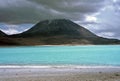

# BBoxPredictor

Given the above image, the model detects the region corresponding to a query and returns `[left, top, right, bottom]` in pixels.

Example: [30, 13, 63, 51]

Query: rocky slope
[1, 19, 120, 45]
[0, 30, 20, 45]
[0, 30, 6, 37]
[15, 19, 97, 38]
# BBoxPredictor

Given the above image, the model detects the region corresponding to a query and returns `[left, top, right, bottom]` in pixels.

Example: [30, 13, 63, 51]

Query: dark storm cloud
[0, 0, 105, 23]
[30, 0, 104, 13]
[0, 0, 120, 39]
[0, 0, 54, 23]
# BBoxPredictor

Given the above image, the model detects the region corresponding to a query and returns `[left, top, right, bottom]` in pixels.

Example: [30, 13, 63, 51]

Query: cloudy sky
[0, 0, 120, 39]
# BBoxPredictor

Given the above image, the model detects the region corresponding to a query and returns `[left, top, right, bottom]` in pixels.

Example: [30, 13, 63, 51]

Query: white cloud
[98, 32, 115, 38]
[0, 23, 33, 35]
[1, 29, 20, 35]
[2, 24, 21, 35]
[85, 15, 97, 22]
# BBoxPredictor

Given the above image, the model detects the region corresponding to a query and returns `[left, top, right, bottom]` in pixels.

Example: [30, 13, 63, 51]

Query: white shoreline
[0, 65, 120, 69]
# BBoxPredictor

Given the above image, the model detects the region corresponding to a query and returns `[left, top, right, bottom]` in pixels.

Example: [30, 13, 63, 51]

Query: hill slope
[16, 19, 97, 38]
[0, 30, 6, 37]
[10, 19, 120, 45]
[0, 30, 20, 45]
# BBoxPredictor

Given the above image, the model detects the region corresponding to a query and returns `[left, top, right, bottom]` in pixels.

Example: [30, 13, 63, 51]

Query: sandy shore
[0, 66, 120, 81]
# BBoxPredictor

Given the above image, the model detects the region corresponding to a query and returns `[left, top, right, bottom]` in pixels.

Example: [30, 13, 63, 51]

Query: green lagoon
[0, 45, 120, 66]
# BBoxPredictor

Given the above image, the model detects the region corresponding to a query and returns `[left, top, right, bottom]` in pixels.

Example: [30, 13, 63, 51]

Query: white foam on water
[0, 65, 120, 69]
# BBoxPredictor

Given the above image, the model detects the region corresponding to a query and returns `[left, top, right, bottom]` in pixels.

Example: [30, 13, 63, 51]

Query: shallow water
[0, 45, 120, 66]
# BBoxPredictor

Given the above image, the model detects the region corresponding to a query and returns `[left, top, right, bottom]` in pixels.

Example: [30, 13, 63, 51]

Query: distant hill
[1, 19, 120, 45]
[0, 30, 20, 46]
[0, 30, 6, 37]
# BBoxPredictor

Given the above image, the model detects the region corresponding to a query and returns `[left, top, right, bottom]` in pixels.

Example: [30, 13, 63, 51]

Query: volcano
[1, 19, 120, 45]
[16, 19, 97, 38]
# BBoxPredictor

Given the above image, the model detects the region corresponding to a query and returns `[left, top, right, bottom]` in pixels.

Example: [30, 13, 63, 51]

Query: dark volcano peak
[17, 19, 97, 38]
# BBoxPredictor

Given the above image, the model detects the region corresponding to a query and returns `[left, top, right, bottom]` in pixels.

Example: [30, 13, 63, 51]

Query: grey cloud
[30, 0, 105, 13]
[0, 0, 106, 24]
[0, 0, 53, 23]
[80, 0, 120, 39]
[1, 0, 120, 39]
[114, 0, 120, 13]
[84, 22, 120, 39]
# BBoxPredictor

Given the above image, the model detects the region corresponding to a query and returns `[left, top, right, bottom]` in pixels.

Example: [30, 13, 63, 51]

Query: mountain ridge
[0, 30, 7, 37]
[13, 19, 98, 38]
[0, 19, 120, 45]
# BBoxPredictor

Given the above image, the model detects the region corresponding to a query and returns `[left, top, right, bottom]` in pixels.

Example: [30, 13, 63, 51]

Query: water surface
[0, 45, 120, 66]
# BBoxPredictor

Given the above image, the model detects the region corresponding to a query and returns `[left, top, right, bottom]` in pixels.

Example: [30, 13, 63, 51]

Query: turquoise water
[0, 45, 120, 66]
